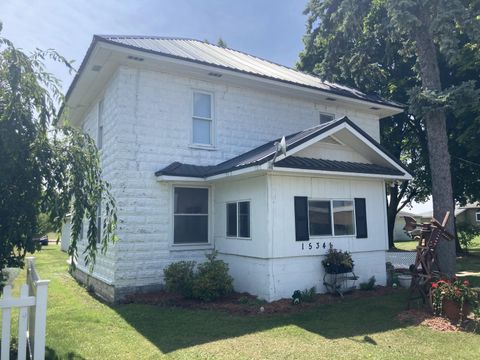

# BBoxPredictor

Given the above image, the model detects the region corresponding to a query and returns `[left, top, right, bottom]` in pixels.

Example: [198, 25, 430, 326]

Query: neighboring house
[455, 203, 480, 228]
[393, 211, 422, 242]
[417, 203, 480, 228]
[61, 35, 411, 302]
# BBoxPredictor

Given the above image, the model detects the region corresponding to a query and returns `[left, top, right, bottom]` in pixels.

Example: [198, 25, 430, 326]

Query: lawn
[2, 245, 479, 359]
[394, 236, 480, 287]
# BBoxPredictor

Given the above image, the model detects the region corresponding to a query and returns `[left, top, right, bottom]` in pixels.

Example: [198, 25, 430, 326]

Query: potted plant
[321, 244, 354, 274]
[430, 278, 479, 323]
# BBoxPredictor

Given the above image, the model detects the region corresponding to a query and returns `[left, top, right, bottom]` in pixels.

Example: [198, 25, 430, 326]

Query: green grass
[2, 245, 479, 359]
[394, 240, 417, 251]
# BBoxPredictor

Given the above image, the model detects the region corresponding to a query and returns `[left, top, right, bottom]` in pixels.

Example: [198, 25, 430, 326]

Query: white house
[62, 35, 412, 302]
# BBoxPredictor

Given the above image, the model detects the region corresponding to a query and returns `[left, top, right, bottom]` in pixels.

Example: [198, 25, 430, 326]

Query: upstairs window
[226, 201, 251, 238]
[192, 92, 213, 145]
[97, 99, 104, 149]
[174, 187, 209, 244]
[319, 112, 335, 125]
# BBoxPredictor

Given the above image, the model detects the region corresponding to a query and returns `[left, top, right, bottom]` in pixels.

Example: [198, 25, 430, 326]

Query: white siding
[75, 64, 386, 295]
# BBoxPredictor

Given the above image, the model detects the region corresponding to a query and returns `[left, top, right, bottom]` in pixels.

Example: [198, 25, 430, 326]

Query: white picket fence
[0, 257, 49, 360]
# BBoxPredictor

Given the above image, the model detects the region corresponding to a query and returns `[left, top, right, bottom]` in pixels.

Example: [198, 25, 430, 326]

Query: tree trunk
[415, 27, 456, 276]
[386, 184, 400, 249]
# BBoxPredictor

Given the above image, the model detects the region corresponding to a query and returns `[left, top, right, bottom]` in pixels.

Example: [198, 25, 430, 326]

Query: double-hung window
[192, 91, 213, 146]
[174, 187, 209, 244]
[226, 201, 251, 238]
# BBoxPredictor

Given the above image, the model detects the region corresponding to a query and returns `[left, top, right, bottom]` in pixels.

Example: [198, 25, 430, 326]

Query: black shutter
[294, 196, 309, 241]
[355, 198, 368, 238]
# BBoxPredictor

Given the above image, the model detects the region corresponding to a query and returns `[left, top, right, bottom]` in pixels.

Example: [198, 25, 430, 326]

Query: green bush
[163, 261, 196, 298]
[163, 251, 233, 302]
[457, 223, 480, 253]
[192, 251, 233, 302]
[359, 276, 376, 291]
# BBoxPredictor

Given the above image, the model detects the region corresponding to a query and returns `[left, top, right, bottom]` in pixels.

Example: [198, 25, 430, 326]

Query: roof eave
[63, 36, 404, 120]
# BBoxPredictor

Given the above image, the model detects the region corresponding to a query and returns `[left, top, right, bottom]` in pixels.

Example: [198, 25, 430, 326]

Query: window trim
[307, 198, 356, 238]
[191, 90, 215, 148]
[170, 185, 212, 248]
[319, 111, 335, 125]
[476, 210, 480, 222]
[226, 200, 252, 240]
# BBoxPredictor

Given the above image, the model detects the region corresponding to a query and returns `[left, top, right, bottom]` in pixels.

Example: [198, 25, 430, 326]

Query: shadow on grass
[46, 346, 86, 360]
[112, 291, 410, 354]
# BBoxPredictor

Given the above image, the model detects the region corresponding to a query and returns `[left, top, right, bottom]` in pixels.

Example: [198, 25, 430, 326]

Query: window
[332, 200, 355, 235]
[307, 199, 355, 237]
[226, 201, 251, 238]
[319, 112, 335, 124]
[308, 200, 332, 236]
[98, 99, 104, 149]
[476, 211, 480, 222]
[174, 187, 209, 244]
[192, 92, 213, 145]
[295, 197, 365, 241]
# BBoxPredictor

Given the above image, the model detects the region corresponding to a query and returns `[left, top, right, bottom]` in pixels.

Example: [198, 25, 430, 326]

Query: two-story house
[62, 35, 411, 302]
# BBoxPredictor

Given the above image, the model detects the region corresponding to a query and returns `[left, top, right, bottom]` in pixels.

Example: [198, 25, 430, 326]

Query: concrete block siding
[72, 65, 388, 302]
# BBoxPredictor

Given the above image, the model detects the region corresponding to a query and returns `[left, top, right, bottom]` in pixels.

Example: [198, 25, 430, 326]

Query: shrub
[192, 251, 233, 302]
[301, 287, 316, 302]
[163, 261, 196, 298]
[359, 276, 376, 291]
[292, 287, 316, 304]
[457, 223, 480, 253]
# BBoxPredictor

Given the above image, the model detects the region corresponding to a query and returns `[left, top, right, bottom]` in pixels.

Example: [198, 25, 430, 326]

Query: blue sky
[0, 0, 308, 92]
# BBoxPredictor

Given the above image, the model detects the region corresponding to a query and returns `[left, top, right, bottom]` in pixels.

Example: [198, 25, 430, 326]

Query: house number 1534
[301, 242, 326, 250]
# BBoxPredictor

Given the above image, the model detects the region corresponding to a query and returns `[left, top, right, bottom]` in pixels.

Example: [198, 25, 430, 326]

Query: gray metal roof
[96, 35, 403, 109]
[155, 116, 408, 179]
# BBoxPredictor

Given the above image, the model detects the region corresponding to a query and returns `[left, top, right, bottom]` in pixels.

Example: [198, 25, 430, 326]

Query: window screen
[174, 187, 209, 244]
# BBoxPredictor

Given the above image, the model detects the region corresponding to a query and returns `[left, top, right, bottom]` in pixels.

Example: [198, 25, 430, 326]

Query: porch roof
[155, 116, 410, 180]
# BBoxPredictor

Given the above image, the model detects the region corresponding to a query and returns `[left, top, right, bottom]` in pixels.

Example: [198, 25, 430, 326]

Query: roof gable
[155, 116, 412, 180]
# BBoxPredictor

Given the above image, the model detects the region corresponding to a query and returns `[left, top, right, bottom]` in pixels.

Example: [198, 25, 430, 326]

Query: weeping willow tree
[0, 24, 116, 289]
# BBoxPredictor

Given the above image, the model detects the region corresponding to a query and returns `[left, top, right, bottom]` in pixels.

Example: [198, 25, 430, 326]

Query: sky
[0, 0, 433, 214]
[0, 0, 308, 92]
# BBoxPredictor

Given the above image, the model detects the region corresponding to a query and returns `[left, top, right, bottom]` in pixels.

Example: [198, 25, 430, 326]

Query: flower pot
[397, 274, 412, 288]
[442, 299, 470, 323]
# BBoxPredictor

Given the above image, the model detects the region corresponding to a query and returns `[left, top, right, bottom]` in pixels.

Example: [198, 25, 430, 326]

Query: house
[393, 211, 422, 242]
[455, 203, 480, 228]
[418, 203, 480, 229]
[61, 35, 412, 302]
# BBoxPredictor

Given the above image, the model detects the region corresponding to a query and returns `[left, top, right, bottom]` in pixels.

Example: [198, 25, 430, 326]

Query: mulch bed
[124, 286, 397, 316]
[396, 309, 480, 333]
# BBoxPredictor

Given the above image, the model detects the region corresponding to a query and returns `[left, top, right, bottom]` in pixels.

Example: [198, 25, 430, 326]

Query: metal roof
[96, 35, 403, 109]
[155, 116, 408, 179]
[274, 157, 404, 176]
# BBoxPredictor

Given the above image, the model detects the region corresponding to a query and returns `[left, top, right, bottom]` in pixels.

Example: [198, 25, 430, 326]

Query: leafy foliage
[163, 261, 196, 298]
[359, 276, 376, 291]
[163, 251, 234, 302]
[192, 251, 234, 302]
[457, 223, 480, 253]
[321, 243, 354, 274]
[298, 0, 480, 255]
[0, 24, 116, 277]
